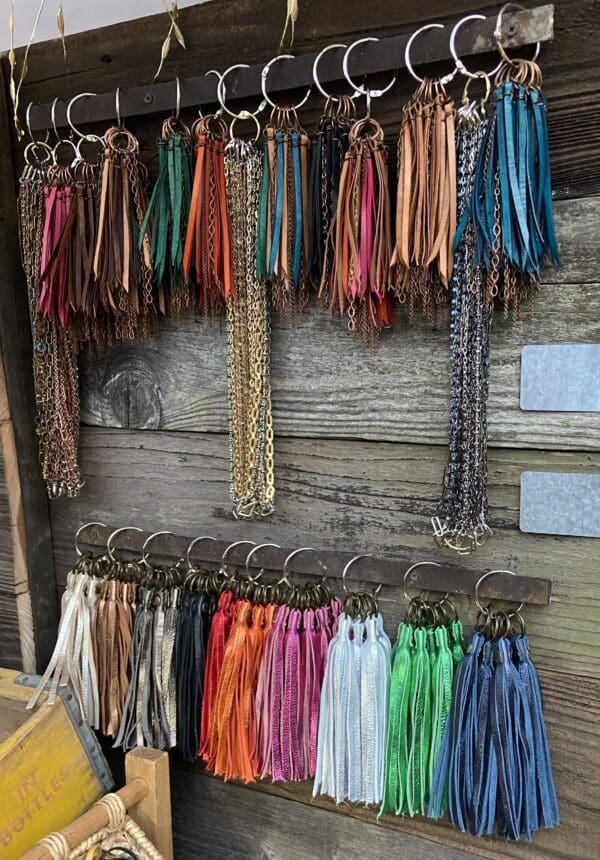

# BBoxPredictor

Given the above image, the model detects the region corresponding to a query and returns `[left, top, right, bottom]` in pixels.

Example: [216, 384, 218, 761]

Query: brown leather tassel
[321, 116, 393, 351]
[391, 78, 456, 323]
[93, 126, 156, 341]
[94, 577, 137, 739]
[183, 115, 234, 315]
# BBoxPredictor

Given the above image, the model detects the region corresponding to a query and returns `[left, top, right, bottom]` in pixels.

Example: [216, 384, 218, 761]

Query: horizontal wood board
[77, 198, 600, 450]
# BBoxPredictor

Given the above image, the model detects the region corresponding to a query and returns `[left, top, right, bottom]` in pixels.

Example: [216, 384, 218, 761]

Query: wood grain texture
[49, 427, 600, 680]
[77, 197, 600, 450]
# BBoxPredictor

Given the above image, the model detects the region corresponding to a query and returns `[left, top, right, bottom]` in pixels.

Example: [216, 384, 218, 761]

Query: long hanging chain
[18, 152, 83, 497]
[433, 103, 492, 553]
[225, 138, 275, 519]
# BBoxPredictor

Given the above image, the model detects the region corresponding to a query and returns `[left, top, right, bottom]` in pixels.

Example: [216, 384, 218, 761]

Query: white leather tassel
[314, 612, 390, 806]
[27, 569, 100, 729]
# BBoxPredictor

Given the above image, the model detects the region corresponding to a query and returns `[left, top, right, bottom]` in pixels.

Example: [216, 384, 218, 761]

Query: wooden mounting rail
[79, 524, 552, 606]
[21, 748, 173, 860]
[28, 5, 554, 132]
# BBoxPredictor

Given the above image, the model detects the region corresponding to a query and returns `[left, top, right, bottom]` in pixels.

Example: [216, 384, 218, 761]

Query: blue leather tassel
[514, 634, 560, 829]
[471, 639, 497, 836]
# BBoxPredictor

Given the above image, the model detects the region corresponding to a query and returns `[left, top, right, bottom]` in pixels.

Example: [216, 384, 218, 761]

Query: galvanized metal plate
[520, 471, 600, 538]
[521, 344, 600, 412]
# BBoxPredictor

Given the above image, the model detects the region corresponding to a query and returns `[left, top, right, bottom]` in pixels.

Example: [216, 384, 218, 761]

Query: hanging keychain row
[19, 4, 558, 530]
[31, 525, 558, 841]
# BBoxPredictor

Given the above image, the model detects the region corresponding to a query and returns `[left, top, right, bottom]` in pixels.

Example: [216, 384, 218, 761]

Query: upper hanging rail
[77, 524, 553, 605]
[27, 4, 554, 132]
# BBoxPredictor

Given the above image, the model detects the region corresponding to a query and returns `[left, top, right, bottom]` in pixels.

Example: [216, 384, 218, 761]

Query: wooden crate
[0, 668, 113, 860]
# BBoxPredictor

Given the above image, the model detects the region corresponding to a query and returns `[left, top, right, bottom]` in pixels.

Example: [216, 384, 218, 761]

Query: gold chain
[225, 140, 275, 518]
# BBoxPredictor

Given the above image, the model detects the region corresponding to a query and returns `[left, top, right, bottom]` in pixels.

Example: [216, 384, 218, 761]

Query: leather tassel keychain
[314, 559, 390, 805]
[307, 90, 354, 289]
[324, 114, 394, 350]
[257, 55, 312, 318]
[94, 555, 139, 739]
[93, 110, 156, 341]
[471, 10, 559, 314]
[17, 127, 82, 498]
[26, 528, 109, 726]
[115, 557, 181, 752]
[321, 38, 396, 349]
[183, 113, 234, 315]
[255, 551, 341, 782]
[141, 93, 195, 316]
[224, 121, 275, 519]
[391, 26, 457, 323]
[206, 578, 277, 782]
[176, 560, 218, 762]
[381, 567, 463, 819]
[429, 571, 558, 839]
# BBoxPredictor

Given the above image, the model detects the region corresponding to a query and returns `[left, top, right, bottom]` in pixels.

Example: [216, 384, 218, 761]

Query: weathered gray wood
[170, 764, 479, 860]
[49, 427, 600, 680]
[77, 197, 600, 450]
[227, 667, 600, 860]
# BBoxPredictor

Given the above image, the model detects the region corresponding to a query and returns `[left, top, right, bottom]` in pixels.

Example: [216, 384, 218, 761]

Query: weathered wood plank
[77, 197, 600, 450]
[0, 592, 22, 670]
[170, 763, 478, 860]
[49, 427, 600, 680]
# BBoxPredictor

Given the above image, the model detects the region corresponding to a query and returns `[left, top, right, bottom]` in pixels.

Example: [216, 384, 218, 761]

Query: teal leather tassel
[141, 128, 193, 314]
[429, 624, 454, 800]
[470, 58, 559, 315]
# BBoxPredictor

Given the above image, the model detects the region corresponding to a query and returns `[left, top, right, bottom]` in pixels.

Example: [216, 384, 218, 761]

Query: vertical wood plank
[0, 67, 56, 670]
[125, 748, 173, 860]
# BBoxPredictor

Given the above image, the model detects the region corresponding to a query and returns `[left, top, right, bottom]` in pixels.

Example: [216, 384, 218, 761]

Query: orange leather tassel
[183, 116, 234, 315]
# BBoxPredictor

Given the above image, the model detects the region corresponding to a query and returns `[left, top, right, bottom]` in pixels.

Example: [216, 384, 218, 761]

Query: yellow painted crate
[0, 668, 113, 860]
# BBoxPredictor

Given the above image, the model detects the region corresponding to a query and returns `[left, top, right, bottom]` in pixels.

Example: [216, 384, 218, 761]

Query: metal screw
[143, 92, 155, 105]
[506, 22, 518, 36]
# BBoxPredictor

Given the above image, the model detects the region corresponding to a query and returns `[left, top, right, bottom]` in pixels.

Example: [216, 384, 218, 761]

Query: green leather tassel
[141, 130, 194, 313]
[407, 626, 431, 816]
[381, 622, 413, 815]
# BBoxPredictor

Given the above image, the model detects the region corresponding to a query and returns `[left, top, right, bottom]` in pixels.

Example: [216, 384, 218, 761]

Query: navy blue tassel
[430, 630, 484, 829]
[472, 639, 497, 836]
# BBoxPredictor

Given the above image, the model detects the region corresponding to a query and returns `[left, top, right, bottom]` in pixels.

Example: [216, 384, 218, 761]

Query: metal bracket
[79, 524, 552, 605]
[14, 673, 114, 794]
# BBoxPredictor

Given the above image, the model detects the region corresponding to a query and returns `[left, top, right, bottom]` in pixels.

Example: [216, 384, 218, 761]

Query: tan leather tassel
[93, 126, 156, 342]
[391, 78, 456, 322]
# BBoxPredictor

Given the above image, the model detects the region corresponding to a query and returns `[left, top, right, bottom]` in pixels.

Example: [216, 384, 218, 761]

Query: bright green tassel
[381, 622, 413, 815]
[407, 626, 431, 816]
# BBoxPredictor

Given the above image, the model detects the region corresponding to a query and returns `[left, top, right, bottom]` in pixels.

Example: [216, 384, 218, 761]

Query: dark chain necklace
[433, 106, 492, 554]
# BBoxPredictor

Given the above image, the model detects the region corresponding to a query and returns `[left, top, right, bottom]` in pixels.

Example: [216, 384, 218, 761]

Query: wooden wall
[6, 0, 600, 857]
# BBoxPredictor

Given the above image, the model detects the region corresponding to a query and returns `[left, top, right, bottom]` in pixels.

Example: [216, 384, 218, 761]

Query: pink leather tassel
[269, 606, 289, 781]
